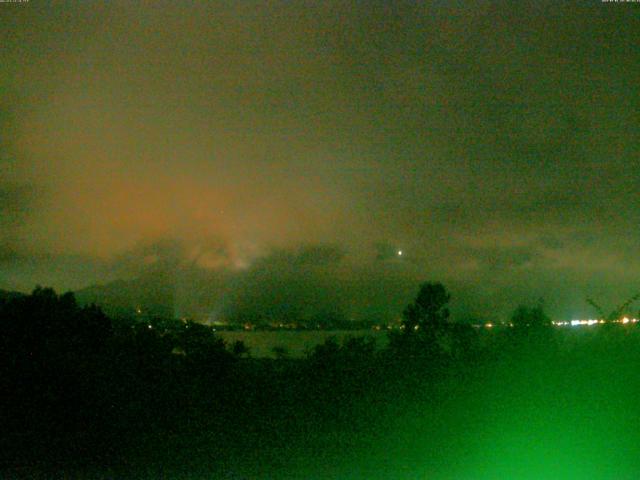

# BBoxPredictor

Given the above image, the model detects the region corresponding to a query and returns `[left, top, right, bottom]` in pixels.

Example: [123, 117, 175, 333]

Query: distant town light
[397, 250, 403, 256]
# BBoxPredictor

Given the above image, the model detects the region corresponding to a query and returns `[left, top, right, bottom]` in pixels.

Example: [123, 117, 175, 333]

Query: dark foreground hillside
[2, 288, 640, 479]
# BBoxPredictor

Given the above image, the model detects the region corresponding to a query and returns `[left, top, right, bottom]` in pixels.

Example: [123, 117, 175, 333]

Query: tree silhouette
[510, 303, 551, 329]
[232, 340, 250, 358]
[388, 282, 452, 359]
[272, 345, 289, 360]
[175, 321, 234, 374]
[402, 282, 451, 333]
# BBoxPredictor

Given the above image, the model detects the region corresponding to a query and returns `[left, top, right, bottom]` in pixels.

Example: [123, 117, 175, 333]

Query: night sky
[1, 1, 639, 321]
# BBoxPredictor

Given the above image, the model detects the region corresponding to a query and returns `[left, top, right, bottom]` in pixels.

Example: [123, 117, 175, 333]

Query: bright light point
[397, 250, 403, 256]
[622, 317, 630, 324]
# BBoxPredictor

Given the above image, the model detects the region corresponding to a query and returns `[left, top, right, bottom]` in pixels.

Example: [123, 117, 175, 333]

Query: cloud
[1, 2, 639, 320]
[0, 184, 30, 228]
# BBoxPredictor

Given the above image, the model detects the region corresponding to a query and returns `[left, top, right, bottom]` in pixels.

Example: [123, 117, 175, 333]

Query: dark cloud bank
[1, 1, 639, 321]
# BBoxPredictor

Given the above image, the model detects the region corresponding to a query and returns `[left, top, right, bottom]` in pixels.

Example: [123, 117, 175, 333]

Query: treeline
[1, 283, 639, 478]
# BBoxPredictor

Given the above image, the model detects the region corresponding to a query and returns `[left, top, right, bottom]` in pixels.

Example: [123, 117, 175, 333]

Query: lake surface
[217, 329, 387, 358]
